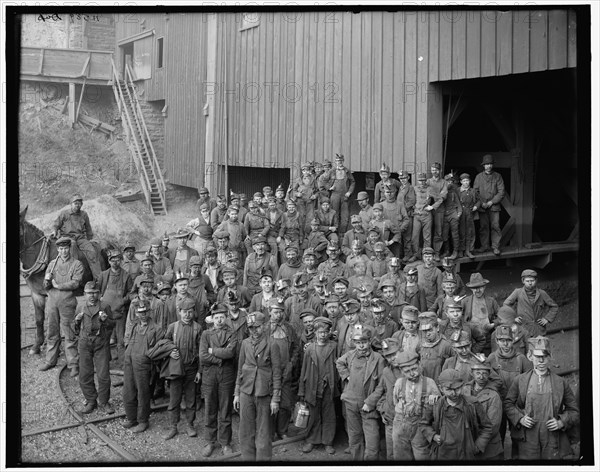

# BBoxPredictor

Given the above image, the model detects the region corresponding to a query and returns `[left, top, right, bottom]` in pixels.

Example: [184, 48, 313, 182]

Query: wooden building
[111, 8, 581, 257]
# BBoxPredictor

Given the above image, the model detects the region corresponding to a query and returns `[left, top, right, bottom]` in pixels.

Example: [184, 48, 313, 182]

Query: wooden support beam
[75, 77, 87, 122]
[37, 48, 45, 75]
[204, 13, 218, 195]
[68, 83, 76, 126]
[79, 53, 91, 77]
[499, 216, 516, 247]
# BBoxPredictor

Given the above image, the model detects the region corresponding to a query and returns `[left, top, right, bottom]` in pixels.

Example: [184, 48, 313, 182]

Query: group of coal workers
[33, 152, 579, 462]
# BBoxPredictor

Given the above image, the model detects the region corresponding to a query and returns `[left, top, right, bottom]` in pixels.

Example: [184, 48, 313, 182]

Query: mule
[19, 206, 110, 354]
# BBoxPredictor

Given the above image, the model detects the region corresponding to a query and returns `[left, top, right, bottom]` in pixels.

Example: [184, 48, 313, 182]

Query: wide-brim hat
[481, 154, 494, 165]
[173, 228, 191, 239]
[466, 272, 490, 288]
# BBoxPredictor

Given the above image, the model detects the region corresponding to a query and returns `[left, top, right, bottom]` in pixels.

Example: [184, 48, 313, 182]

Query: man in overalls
[329, 154, 355, 236]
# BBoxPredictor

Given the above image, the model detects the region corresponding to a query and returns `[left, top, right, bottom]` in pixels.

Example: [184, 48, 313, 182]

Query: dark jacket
[73, 301, 115, 339]
[234, 335, 283, 400]
[199, 325, 238, 370]
[298, 341, 339, 406]
[364, 364, 403, 423]
[336, 349, 385, 407]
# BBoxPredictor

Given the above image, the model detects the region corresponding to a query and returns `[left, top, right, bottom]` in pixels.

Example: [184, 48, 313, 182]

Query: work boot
[38, 363, 56, 372]
[222, 445, 233, 455]
[99, 402, 115, 415]
[302, 443, 314, 453]
[122, 419, 138, 429]
[70, 366, 79, 378]
[185, 423, 197, 437]
[162, 411, 179, 440]
[493, 247, 501, 256]
[82, 401, 97, 414]
[29, 345, 41, 355]
[465, 250, 475, 259]
[448, 250, 458, 260]
[202, 443, 216, 457]
[131, 422, 149, 433]
[457, 251, 464, 258]
[325, 445, 336, 455]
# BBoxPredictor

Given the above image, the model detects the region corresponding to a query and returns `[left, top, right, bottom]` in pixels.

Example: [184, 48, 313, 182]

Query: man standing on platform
[473, 154, 505, 256]
[329, 154, 355, 236]
[426, 163, 448, 262]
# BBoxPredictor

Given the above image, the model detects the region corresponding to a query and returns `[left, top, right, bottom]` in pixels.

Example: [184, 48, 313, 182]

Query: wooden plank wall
[210, 9, 576, 179]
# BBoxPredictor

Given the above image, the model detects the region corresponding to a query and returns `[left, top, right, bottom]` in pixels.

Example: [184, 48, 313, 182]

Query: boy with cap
[397, 170, 417, 262]
[278, 200, 304, 263]
[417, 312, 454, 382]
[426, 163, 448, 262]
[458, 173, 477, 258]
[461, 361, 504, 460]
[298, 316, 339, 454]
[317, 242, 349, 290]
[213, 230, 231, 266]
[167, 228, 199, 276]
[370, 300, 399, 351]
[379, 257, 405, 293]
[292, 162, 317, 230]
[244, 200, 270, 256]
[357, 191, 374, 230]
[336, 325, 385, 460]
[188, 202, 214, 255]
[346, 241, 374, 276]
[462, 272, 498, 355]
[162, 298, 203, 440]
[504, 336, 579, 460]
[153, 281, 176, 338]
[305, 218, 330, 263]
[392, 305, 421, 354]
[39, 236, 85, 373]
[363, 226, 387, 259]
[313, 197, 339, 243]
[148, 238, 175, 283]
[249, 270, 276, 316]
[216, 207, 247, 261]
[429, 272, 465, 319]
[167, 271, 205, 325]
[363, 338, 403, 459]
[398, 265, 428, 312]
[324, 294, 343, 330]
[128, 252, 161, 299]
[122, 301, 160, 432]
[342, 215, 368, 258]
[473, 154, 505, 256]
[336, 299, 374, 356]
[368, 203, 397, 245]
[329, 153, 355, 235]
[233, 311, 283, 461]
[285, 273, 322, 332]
[440, 173, 462, 260]
[277, 242, 305, 282]
[188, 255, 214, 305]
[300, 248, 321, 287]
[415, 368, 493, 460]
[442, 331, 483, 382]
[73, 281, 115, 414]
[265, 197, 284, 258]
[243, 235, 278, 296]
[391, 350, 440, 461]
[121, 241, 141, 278]
[210, 195, 229, 230]
[348, 261, 376, 295]
[440, 257, 466, 296]
[409, 173, 434, 263]
[124, 273, 157, 346]
[439, 301, 486, 354]
[502, 269, 558, 337]
[370, 241, 393, 282]
[51, 194, 101, 281]
[374, 163, 400, 203]
[99, 249, 133, 368]
[331, 276, 352, 305]
[199, 303, 238, 456]
[216, 266, 252, 308]
[223, 295, 249, 371]
[196, 186, 217, 212]
[267, 298, 301, 440]
[416, 247, 443, 308]
[274, 184, 287, 212]
[298, 309, 318, 353]
[378, 279, 406, 326]
[487, 322, 532, 401]
[490, 305, 530, 355]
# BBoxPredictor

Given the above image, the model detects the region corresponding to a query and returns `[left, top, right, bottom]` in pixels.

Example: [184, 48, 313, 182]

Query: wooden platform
[452, 242, 579, 272]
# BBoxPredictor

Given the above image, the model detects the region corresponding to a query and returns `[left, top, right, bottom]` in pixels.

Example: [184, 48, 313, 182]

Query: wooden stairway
[111, 60, 167, 215]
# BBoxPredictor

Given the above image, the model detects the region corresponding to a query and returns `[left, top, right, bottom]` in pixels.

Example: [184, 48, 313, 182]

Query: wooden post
[204, 14, 218, 195]
[75, 77, 87, 123]
[68, 83, 76, 126]
[426, 83, 443, 174]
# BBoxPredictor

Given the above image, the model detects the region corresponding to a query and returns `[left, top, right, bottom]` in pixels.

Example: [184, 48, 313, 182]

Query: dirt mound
[29, 195, 153, 249]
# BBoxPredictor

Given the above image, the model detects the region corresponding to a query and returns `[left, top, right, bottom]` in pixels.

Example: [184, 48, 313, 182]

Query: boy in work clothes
[233, 312, 282, 461]
[199, 304, 238, 457]
[122, 301, 160, 433]
[336, 325, 385, 461]
[297, 317, 339, 455]
[73, 281, 115, 414]
[162, 298, 203, 440]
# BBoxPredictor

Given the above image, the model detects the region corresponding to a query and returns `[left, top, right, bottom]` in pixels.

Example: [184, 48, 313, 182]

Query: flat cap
[178, 298, 196, 311]
[56, 236, 72, 247]
[189, 255, 202, 266]
[403, 265, 418, 276]
[401, 305, 420, 321]
[430, 162, 442, 170]
[123, 241, 136, 251]
[299, 308, 318, 319]
[496, 306, 517, 324]
[459, 173, 470, 181]
[422, 247, 435, 255]
[470, 360, 492, 371]
[199, 187, 209, 194]
[494, 325, 514, 340]
[150, 237, 162, 247]
[140, 252, 154, 264]
[521, 269, 538, 279]
[320, 196, 330, 204]
[227, 205, 240, 213]
[268, 298, 286, 311]
[398, 170, 409, 178]
[108, 249, 122, 260]
[302, 247, 317, 258]
[351, 324, 372, 341]
[247, 311, 268, 327]
[374, 241, 387, 251]
[372, 203, 383, 211]
[84, 281, 100, 292]
[325, 293, 341, 304]
[356, 191, 369, 201]
[452, 330, 472, 347]
[332, 276, 349, 287]
[221, 266, 238, 277]
[313, 317, 333, 329]
[214, 230, 230, 239]
[481, 154, 494, 165]
[139, 273, 155, 285]
[417, 172, 427, 181]
[211, 303, 228, 315]
[252, 235, 267, 245]
[418, 312, 438, 330]
[350, 214, 362, 223]
[71, 194, 83, 202]
[396, 350, 419, 368]
[368, 226, 381, 235]
[438, 368, 466, 389]
[342, 299, 361, 314]
[528, 335, 551, 356]
[380, 338, 400, 356]
[156, 281, 172, 293]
